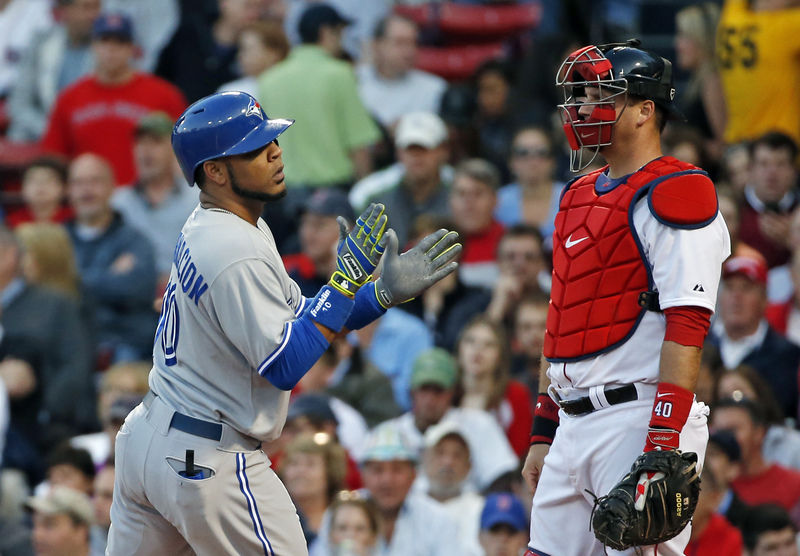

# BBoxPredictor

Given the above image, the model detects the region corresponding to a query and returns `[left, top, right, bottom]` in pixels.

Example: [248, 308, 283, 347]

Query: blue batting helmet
[171, 91, 294, 185]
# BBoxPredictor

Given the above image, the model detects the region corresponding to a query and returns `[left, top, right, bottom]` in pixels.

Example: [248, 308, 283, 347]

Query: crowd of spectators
[1, 0, 800, 554]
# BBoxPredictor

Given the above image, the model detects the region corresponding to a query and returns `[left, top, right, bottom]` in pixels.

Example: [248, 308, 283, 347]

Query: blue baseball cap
[480, 493, 528, 532]
[92, 13, 134, 42]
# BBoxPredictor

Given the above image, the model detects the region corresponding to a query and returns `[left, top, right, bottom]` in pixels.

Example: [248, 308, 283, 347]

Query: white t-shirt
[357, 64, 447, 127]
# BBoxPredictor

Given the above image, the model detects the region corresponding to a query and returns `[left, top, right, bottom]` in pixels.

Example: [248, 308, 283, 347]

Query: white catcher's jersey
[149, 206, 305, 442]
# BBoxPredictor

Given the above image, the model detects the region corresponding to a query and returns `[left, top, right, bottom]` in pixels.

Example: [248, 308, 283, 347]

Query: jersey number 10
[155, 281, 180, 366]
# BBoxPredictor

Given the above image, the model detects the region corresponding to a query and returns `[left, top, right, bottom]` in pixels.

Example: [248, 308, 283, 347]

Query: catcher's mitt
[590, 450, 701, 551]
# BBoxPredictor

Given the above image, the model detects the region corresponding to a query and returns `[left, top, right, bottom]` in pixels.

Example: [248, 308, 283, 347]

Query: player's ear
[202, 160, 227, 187]
[637, 100, 656, 127]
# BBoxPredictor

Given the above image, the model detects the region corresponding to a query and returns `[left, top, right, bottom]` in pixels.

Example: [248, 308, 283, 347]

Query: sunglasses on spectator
[512, 147, 551, 158]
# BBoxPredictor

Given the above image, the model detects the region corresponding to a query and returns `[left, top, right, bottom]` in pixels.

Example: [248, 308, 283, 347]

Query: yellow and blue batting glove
[329, 203, 388, 297]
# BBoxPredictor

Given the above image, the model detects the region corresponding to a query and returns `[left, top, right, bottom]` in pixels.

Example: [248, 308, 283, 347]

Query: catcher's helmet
[556, 39, 680, 172]
[171, 91, 294, 185]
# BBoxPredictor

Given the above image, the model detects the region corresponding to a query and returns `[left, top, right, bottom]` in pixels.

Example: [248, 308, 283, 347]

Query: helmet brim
[221, 117, 294, 158]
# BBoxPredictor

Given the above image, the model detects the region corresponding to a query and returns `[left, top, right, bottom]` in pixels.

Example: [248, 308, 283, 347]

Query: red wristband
[530, 393, 560, 445]
[644, 382, 694, 451]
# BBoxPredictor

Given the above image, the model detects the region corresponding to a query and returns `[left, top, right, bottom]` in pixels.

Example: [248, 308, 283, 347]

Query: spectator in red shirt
[711, 397, 800, 527]
[6, 157, 73, 229]
[41, 13, 187, 186]
[684, 465, 743, 556]
[455, 315, 533, 457]
[449, 158, 505, 290]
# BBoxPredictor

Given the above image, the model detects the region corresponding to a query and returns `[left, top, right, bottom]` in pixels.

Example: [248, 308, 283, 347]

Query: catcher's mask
[556, 39, 681, 172]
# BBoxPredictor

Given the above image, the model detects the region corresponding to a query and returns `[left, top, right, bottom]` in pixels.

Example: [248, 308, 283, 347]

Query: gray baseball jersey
[150, 206, 304, 441]
[107, 206, 310, 555]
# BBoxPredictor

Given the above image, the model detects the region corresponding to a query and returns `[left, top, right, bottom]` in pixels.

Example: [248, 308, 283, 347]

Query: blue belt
[144, 392, 223, 441]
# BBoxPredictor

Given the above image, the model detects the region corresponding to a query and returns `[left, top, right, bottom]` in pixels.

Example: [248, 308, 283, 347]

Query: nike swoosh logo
[656, 393, 673, 398]
[565, 234, 589, 248]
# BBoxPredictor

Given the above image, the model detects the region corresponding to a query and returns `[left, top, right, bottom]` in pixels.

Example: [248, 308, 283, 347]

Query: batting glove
[373, 228, 461, 308]
[329, 203, 388, 297]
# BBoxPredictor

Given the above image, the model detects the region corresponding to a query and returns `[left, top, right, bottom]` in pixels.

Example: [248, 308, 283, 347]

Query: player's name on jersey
[172, 233, 209, 305]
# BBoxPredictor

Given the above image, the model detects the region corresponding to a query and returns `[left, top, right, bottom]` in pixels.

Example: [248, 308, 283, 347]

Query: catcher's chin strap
[585, 489, 648, 556]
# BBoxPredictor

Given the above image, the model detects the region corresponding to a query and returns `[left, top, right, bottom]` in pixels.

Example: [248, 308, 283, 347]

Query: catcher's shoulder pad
[648, 170, 718, 229]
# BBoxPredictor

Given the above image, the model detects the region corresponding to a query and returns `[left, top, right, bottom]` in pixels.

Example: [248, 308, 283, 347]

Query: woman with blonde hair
[455, 315, 533, 457]
[674, 3, 726, 152]
[15, 222, 79, 297]
[280, 432, 348, 544]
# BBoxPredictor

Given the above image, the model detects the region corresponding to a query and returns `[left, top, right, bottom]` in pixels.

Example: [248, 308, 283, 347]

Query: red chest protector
[543, 156, 717, 362]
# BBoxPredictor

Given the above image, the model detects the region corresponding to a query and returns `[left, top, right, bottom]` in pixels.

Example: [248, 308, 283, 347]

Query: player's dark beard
[227, 162, 287, 202]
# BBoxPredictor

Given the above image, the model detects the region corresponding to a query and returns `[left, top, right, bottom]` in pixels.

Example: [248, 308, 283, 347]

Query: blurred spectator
[71, 361, 149, 467]
[283, 0, 390, 61]
[66, 154, 159, 364]
[450, 159, 504, 289]
[685, 465, 744, 555]
[766, 247, 800, 346]
[716, 365, 800, 470]
[280, 432, 348, 545]
[711, 397, 800, 526]
[0, 0, 53, 99]
[708, 255, 800, 420]
[510, 292, 550, 389]
[218, 21, 290, 98]
[478, 493, 529, 556]
[284, 189, 355, 297]
[282, 393, 365, 486]
[405, 215, 490, 351]
[45, 444, 95, 497]
[354, 308, 433, 411]
[111, 112, 198, 283]
[156, 0, 257, 102]
[486, 225, 548, 327]
[662, 125, 712, 173]
[438, 84, 479, 166]
[385, 348, 518, 491]
[720, 142, 751, 196]
[742, 504, 799, 556]
[298, 338, 401, 428]
[350, 111, 451, 247]
[454, 316, 532, 457]
[90, 463, 113, 556]
[673, 3, 726, 151]
[41, 13, 187, 186]
[738, 132, 799, 273]
[315, 422, 462, 555]
[420, 421, 483, 556]
[705, 430, 751, 530]
[258, 3, 380, 201]
[7, 0, 100, 142]
[0, 226, 94, 463]
[326, 491, 382, 556]
[6, 157, 72, 229]
[494, 126, 564, 244]
[473, 59, 519, 182]
[15, 223, 80, 298]
[357, 14, 446, 129]
[26, 486, 93, 556]
[718, 0, 800, 147]
[104, 0, 179, 72]
[718, 189, 763, 261]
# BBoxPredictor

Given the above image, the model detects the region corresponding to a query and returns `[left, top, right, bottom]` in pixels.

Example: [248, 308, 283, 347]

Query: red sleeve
[663, 306, 712, 347]
[504, 380, 534, 457]
[41, 93, 71, 155]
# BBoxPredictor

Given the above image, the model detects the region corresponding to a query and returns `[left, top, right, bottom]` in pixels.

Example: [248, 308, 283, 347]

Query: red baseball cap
[722, 255, 768, 286]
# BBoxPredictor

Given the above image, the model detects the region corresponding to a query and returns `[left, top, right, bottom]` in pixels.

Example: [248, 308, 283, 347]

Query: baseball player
[106, 91, 461, 555]
[521, 41, 731, 555]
